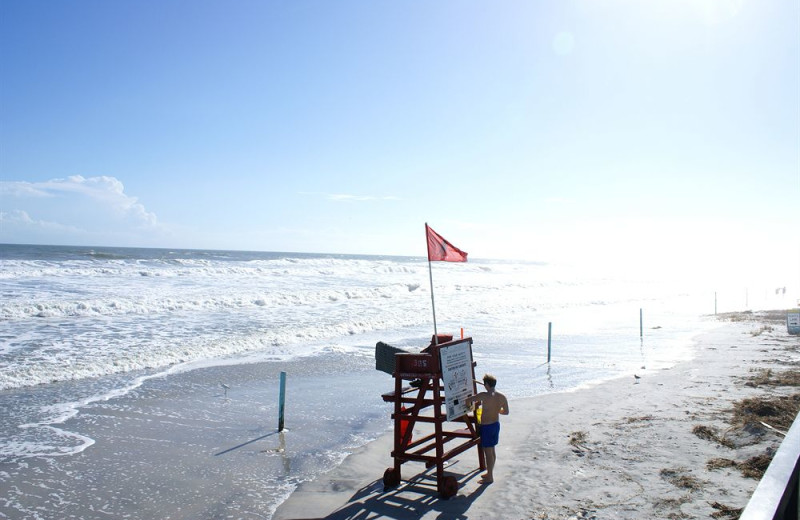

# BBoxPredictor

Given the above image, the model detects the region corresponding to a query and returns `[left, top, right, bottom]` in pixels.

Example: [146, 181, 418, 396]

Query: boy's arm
[500, 394, 510, 415]
[465, 391, 484, 407]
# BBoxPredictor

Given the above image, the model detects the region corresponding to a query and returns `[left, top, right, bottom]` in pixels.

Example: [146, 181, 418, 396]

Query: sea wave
[0, 307, 429, 391]
[0, 246, 685, 394]
[0, 282, 428, 320]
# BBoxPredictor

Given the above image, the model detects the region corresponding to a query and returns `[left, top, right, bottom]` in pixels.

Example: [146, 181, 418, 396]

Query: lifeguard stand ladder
[381, 335, 485, 498]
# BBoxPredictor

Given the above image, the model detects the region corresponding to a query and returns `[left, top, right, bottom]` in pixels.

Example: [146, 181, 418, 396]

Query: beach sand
[273, 311, 800, 520]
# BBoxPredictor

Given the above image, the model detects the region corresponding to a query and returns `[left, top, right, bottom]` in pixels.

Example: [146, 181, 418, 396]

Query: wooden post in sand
[278, 371, 287, 432]
[547, 322, 552, 363]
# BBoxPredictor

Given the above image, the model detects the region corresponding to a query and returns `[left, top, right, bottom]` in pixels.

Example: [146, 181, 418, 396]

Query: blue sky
[1, 1, 798, 284]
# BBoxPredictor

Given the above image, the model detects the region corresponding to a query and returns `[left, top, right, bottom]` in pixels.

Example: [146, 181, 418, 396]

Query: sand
[273, 311, 800, 520]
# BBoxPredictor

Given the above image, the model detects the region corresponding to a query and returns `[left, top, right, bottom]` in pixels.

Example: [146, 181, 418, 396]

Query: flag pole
[425, 223, 439, 345]
[428, 259, 439, 344]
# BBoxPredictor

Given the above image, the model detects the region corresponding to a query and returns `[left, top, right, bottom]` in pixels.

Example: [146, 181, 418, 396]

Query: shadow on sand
[291, 464, 489, 520]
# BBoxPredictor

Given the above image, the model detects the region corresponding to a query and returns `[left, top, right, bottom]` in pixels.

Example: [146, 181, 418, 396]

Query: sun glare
[687, 0, 745, 25]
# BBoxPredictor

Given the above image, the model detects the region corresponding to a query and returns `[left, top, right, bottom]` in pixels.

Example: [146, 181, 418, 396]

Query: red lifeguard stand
[381, 335, 484, 498]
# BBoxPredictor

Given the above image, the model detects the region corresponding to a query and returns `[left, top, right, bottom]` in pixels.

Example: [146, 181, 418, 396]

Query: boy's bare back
[473, 389, 509, 425]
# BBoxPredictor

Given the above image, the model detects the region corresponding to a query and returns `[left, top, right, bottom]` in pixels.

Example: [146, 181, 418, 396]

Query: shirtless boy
[465, 373, 509, 484]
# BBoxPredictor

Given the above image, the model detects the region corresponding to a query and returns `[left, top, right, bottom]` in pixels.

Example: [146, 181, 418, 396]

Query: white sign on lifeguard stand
[439, 340, 475, 421]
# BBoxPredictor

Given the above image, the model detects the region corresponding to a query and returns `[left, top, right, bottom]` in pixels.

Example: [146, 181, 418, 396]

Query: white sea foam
[2, 252, 577, 391]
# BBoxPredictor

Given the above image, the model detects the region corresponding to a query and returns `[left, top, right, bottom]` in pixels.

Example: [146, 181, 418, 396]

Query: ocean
[0, 244, 782, 518]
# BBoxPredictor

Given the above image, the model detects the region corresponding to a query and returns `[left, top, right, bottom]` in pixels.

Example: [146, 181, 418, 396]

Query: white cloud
[49, 175, 157, 225]
[327, 194, 375, 202]
[1, 209, 81, 232]
[0, 176, 162, 246]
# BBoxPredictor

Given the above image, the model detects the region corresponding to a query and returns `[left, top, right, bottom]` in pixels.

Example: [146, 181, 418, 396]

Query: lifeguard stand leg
[433, 375, 445, 494]
[385, 370, 404, 489]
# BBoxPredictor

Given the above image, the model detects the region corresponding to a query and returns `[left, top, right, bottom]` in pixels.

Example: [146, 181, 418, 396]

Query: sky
[1, 1, 798, 287]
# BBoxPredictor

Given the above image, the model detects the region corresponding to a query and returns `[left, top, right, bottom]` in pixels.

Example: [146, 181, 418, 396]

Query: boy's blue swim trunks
[480, 421, 500, 448]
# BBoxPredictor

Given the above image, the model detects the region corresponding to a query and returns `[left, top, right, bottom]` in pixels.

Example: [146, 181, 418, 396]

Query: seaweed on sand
[692, 425, 735, 448]
[732, 393, 800, 432]
[709, 501, 743, 519]
[744, 369, 800, 388]
[706, 451, 774, 480]
[660, 468, 705, 491]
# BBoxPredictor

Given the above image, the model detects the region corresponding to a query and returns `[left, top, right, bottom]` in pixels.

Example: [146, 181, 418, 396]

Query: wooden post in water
[547, 322, 552, 363]
[639, 308, 643, 338]
[278, 371, 287, 432]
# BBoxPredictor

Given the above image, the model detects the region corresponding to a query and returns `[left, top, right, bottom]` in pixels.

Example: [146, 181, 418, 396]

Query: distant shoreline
[0, 242, 549, 265]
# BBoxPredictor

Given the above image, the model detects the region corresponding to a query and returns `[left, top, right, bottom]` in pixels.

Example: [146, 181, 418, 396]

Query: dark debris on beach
[709, 500, 744, 519]
[715, 309, 793, 324]
[698, 311, 800, 519]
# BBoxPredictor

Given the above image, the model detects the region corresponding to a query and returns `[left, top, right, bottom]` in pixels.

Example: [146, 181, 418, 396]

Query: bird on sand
[220, 383, 230, 397]
[634, 374, 641, 384]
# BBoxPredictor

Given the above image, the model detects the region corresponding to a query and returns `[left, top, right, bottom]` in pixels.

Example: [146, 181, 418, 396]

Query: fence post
[278, 371, 287, 432]
[547, 322, 552, 363]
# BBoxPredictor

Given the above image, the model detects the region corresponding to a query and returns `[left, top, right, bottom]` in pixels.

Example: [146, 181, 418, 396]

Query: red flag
[426, 224, 468, 262]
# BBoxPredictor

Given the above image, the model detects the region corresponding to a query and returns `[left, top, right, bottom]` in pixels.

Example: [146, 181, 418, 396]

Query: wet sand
[1, 353, 391, 519]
